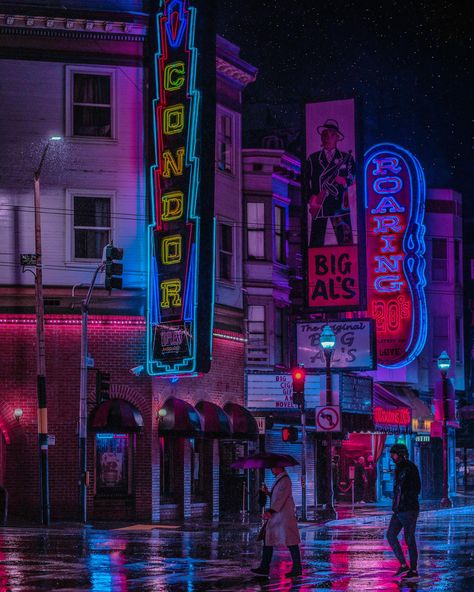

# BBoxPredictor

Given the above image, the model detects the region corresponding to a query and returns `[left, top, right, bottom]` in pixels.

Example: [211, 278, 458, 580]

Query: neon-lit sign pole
[365, 143, 427, 368]
[147, 0, 215, 376]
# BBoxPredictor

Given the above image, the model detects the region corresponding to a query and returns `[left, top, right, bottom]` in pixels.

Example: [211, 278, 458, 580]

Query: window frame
[218, 221, 235, 284]
[66, 188, 115, 265]
[432, 237, 448, 282]
[247, 304, 266, 346]
[216, 109, 234, 174]
[66, 65, 117, 142]
[274, 203, 287, 264]
[247, 202, 265, 260]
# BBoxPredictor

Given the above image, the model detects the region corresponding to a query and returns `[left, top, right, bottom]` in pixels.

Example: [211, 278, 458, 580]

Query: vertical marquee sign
[304, 98, 366, 311]
[365, 143, 427, 368]
[147, 0, 216, 375]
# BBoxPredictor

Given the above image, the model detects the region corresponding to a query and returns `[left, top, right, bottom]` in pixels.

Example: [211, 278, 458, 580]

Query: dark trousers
[387, 511, 419, 570]
[309, 213, 353, 247]
[260, 545, 301, 571]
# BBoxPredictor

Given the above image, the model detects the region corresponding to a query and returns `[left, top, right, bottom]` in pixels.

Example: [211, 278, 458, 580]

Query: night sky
[217, 0, 472, 214]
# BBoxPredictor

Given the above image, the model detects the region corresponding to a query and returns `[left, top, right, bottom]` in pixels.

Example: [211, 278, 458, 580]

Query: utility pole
[291, 366, 307, 520]
[77, 244, 123, 522]
[32, 137, 61, 525]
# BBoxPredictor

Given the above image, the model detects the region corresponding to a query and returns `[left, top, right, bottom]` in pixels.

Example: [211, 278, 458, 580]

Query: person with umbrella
[231, 452, 302, 578]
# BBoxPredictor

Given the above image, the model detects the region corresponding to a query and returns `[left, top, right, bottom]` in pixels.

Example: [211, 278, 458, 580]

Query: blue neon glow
[365, 142, 427, 369]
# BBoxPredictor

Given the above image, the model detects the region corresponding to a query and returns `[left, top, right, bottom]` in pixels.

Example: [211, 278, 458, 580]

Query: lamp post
[437, 351, 453, 508]
[33, 135, 62, 526]
[320, 324, 337, 520]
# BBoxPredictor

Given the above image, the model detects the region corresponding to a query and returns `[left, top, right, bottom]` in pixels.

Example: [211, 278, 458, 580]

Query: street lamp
[33, 135, 62, 526]
[437, 351, 453, 508]
[320, 324, 337, 519]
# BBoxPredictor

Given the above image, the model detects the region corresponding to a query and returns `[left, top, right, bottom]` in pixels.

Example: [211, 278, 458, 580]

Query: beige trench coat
[265, 471, 301, 547]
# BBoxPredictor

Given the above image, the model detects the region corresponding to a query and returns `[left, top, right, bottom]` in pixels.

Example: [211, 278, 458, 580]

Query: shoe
[251, 567, 269, 576]
[403, 570, 419, 580]
[393, 564, 410, 577]
[285, 568, 302, 578]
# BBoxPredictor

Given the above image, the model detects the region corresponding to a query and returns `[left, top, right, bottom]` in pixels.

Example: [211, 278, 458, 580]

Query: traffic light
[292, 366, 306, 407]
[282, 426, 298, 443]
[104, 244, 124, 291]
[96, 371, 111, 403]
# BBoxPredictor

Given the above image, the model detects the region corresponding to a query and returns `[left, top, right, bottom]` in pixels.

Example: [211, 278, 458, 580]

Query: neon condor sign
[147, 0, 215, 376]
[365, 144, 427, 368]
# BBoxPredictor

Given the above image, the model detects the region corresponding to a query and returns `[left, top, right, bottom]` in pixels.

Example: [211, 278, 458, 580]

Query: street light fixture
[320, 324, 337, 520]
[33, 134, 62, 526]
[437, 351, 453, 508]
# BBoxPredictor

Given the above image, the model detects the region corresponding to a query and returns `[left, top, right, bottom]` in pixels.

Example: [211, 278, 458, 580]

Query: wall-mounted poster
[304, 99, 366, 311]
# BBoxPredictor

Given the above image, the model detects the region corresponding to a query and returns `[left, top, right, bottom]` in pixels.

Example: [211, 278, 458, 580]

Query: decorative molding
[216, 56, 257, 88]
[0, 13, 147, 40]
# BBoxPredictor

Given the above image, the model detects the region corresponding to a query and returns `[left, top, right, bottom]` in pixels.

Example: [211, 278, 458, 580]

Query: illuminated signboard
[147, 0, 215, 375]
[365, 143, 427, 368]
[373, 407, 411, 426]
[304, 98, 366, 311]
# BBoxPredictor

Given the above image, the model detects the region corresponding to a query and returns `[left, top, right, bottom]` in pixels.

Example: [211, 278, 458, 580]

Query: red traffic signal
[282, 426, 298, 443]
[292, 367, 306, 394]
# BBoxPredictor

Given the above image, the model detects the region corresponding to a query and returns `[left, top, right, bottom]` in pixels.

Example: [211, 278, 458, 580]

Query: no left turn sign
[316, 406, 341, 432]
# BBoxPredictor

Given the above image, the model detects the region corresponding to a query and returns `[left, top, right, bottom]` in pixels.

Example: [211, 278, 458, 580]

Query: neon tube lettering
[373, 176, 403, 194]
[163, 104, 185, 135]
[162, 147, 185, 178]
[374, 276, 404, 292]
[160, 279, 182, 307]
[164, 61, 185, 91]
[375, 255, 404, 273]
[161, 191, 184, 221]
[161, 235, 182, 265]
[372, 157, 402, 175]
[380, 234, 397, 252]
[371, 195, 405, 215]
[373, 215, 402, 234]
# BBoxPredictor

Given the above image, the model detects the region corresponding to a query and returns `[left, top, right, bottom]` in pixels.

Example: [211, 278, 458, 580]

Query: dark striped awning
[224, 402, 258, 440]
[195, 400, 231, 438]
[89, 399, 144, 433]
[158, 397, 202, 436]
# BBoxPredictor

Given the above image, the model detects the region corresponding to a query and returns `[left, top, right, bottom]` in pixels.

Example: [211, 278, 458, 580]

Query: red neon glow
[366, 153, 413, 366]
[374, 406, 411, 426]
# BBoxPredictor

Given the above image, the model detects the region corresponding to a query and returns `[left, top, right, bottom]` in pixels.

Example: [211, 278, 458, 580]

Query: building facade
[0, 2, 257, 521]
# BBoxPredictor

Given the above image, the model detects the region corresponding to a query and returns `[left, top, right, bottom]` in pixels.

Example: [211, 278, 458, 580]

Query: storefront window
[190, 438, 206, 500]
[160, 437, 177, 500]
[95, 434, 132, 496]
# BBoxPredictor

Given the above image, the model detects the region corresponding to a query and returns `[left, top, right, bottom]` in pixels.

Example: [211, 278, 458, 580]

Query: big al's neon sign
[147, 0, 215, 376]
[365, 144, 427, 368]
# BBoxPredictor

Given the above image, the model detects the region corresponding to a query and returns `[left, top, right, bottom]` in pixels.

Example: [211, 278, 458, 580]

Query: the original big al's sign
[365, 143, 427, 368]
[147, 0, 215, 376]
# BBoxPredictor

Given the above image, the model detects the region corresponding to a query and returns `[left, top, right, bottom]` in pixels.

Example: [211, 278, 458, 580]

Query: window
[67, 67, 114, 138]
[275, 307, 287, 366]
[456, 317, 462, 362]
[433, 315, 449, 359]
[160, 437, 177, 500]
[219, 223, 233, 281]
[454, 240, 461, 285]
[432, 238, 447, 281]
[190, 438, 206, 500]
[274, 205, 287, 264]
[247, 203, 265, 259]
[73, 194, 111, 260]
[217, 113, 232, 172]
[248, 305, 265, 345]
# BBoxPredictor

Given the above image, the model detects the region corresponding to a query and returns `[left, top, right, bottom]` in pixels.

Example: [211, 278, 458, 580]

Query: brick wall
[0, 315, 245, 522]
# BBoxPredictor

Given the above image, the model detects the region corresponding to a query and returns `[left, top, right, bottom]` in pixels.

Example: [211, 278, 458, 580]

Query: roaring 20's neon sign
[365, 144, 427, 368]
[147, 0, 215, 376]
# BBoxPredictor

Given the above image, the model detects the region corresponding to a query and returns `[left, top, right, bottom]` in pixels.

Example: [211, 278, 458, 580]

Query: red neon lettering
[374, 407, 411, 426]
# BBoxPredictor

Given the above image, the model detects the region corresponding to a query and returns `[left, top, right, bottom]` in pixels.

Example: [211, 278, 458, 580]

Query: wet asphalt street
[0, 508, 473, 592]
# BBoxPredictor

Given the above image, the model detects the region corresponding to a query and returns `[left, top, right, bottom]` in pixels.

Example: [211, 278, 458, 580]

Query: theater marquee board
[304, 98, 366, 311]
[365, 143, 427, 368]
[147, 0, 216, 376]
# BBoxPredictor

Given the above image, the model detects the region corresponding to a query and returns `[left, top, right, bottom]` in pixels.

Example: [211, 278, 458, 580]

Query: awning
[195, 400, 231, 438]
[373, 383, 412, 433]
[89, 399, 144, 433]
[158, 397, 202, 436]
[224, 402, 258, 440]
[385, 385, 433, 421]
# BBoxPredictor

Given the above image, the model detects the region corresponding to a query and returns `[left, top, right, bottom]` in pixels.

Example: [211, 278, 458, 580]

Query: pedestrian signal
[282, 426, 298, 443]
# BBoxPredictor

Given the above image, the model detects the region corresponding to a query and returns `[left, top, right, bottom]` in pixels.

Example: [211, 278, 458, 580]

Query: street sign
[316, 406, 341, 432]
[255, 417, 266, 435]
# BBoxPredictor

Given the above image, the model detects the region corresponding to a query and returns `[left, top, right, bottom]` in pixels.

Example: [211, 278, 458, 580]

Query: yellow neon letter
[162, 147, 185, 178]
[164, 61, 185, 91]
[163, 104, 185, 135]
[162, 191, 184, 221]
[161, 235, 182, 265]
[160, 279, 182, 308]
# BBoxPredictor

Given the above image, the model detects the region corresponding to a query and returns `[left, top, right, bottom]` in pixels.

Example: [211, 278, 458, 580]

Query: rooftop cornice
[216, 55, 257, 88]
[0, 13, 147, 40]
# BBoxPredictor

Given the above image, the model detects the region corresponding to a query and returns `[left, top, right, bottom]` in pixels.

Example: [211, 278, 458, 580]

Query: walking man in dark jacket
[387, 443, 421, 580]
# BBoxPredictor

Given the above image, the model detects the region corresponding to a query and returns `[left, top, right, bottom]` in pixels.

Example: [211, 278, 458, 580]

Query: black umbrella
[231, 452, 299, 469]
